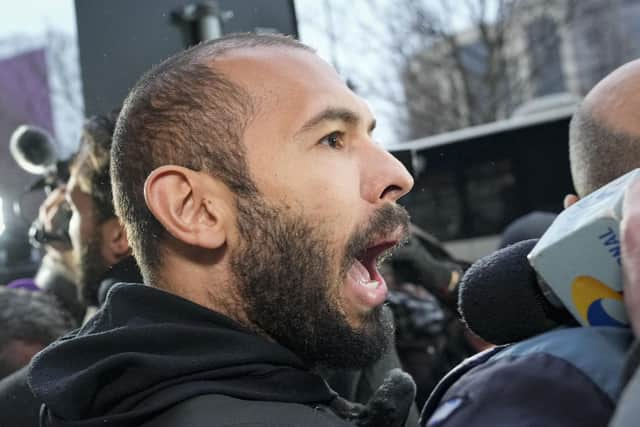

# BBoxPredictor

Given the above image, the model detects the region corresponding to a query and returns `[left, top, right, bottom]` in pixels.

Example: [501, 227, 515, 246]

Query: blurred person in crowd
[5, 110, 143, 323]
[64, 111, 142, 316]
[0, 111, 143, 427]
[21, 111, 143, 317]
[420, 59, 640, 427]
[0, 287, 75, 379]
[28, 187, 84, 323]
[381, 226, 478, 406]
[6, 185, 85, 324]
[28, 34, 417, 427]
[5, 123, 83, 323]
[498, 211, 557, 249]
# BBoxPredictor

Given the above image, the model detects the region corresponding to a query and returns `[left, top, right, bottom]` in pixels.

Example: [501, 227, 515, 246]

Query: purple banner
[0, 48, 53, 200]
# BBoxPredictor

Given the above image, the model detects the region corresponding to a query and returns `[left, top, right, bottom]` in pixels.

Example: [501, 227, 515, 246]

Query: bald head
[570, 59, 640, 197]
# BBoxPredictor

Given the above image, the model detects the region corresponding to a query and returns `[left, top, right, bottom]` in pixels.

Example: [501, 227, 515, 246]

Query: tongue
[345, 259, 388, 309]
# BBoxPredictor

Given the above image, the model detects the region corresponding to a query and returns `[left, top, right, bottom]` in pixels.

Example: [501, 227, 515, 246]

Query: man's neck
[152, 261, 253, 330]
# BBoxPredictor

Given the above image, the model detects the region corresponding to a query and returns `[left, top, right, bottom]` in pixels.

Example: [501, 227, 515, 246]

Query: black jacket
[28, 283, 354, 427]
[0, 256, 143, 427]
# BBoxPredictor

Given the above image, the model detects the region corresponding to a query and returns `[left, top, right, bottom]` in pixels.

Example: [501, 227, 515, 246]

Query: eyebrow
[295, 107, 376, 136]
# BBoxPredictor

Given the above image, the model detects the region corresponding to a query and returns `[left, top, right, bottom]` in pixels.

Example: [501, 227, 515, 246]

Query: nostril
[380, 184, 403, 200]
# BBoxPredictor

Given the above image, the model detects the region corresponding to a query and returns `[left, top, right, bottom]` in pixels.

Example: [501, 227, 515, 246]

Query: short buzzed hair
[569, 106, 640, 197]
[111, 33, 312, 281]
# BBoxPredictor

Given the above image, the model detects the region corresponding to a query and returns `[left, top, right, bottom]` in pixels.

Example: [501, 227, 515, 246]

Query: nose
[361, 145, 414, 204]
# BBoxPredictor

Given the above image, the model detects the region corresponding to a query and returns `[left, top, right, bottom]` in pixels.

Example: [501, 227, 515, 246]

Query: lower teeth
[359, 279, 380, 289]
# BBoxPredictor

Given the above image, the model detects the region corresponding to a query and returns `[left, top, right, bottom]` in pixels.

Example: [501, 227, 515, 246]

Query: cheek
[302, 182, 359, 244]
[295, 170, 363, 250]
[297, 162, 361, 213]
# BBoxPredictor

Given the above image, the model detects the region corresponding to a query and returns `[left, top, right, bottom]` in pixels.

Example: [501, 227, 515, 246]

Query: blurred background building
[401, 0, 640, 139]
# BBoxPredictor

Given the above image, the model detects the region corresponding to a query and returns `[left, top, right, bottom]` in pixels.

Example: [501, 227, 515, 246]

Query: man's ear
[564, 193, 580, 209]
[100, 218, 131, 266]
[144, 165, 230, 250]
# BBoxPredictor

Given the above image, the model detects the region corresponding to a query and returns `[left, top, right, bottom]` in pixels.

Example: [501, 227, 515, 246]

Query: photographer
[7, 185, 85, 324]
[0, 111, 142, 427]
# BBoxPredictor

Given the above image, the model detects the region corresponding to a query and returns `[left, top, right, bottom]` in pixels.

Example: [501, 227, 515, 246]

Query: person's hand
[621, 178, 640, 336]
[37, 185, 73, 256]
[39, 186, 66, 228]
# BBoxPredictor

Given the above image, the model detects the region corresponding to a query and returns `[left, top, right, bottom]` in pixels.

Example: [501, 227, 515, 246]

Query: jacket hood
[29, 283, 336, 427]
[96, 255, 143, 305]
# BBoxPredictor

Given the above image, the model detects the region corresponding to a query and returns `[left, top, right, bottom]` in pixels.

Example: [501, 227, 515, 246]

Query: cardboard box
[527, 169, 640, 327]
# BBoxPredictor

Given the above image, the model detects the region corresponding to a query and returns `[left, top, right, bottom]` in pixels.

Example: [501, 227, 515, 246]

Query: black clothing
[96, 255, 142, 305]
[0, 365, 41, 427]
[140, 394, 350, 427]
[0, 256, 143, 427]
[29, 283, 354, 427]
[387, 286, 474, 407]
[384, 226, 476, 406]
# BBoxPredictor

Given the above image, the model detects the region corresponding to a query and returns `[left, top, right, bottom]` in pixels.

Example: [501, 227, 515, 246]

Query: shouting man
[29, 34, 414, 426]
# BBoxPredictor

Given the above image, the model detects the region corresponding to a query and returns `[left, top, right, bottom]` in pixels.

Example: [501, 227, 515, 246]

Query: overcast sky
[0, 0, 76, 38]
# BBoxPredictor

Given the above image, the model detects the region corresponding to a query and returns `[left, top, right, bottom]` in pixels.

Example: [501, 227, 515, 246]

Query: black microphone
[458, 239, 575, 345]
[330, 369, 416, 427]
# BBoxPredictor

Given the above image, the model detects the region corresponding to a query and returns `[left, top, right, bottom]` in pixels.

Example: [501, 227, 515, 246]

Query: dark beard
[230, 197, 410, 369]
[77, 234, 106, 307]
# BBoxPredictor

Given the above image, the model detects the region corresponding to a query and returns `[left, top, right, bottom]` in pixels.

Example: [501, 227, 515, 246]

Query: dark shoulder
[141, 394, 354, 427]
[0, 366, 41, 427]
[423, 353, 613, 427]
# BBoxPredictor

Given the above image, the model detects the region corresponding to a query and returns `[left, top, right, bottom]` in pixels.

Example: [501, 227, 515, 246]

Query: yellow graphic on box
[571, 276, 625, 327]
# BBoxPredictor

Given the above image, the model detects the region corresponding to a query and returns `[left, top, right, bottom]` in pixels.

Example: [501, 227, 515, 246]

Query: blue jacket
[420, 327, 632, 427]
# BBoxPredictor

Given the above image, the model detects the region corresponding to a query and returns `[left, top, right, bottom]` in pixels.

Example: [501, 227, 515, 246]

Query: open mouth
[353, 239, 402, 290]
[342, 225, 408, 311]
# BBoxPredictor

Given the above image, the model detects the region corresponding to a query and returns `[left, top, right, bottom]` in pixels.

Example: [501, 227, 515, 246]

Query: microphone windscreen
[9, 125, 57, 174]
[458, 239, 561, 345]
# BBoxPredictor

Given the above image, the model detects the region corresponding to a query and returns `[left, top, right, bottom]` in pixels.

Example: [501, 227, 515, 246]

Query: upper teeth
[359, 280, 380, 289]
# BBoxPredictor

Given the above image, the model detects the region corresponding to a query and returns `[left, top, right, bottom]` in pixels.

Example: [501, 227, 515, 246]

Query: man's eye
[319, 132, 344, 149]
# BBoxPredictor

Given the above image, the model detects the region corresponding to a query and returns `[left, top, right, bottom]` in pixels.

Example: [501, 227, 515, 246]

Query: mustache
[343, 204, 411, 272]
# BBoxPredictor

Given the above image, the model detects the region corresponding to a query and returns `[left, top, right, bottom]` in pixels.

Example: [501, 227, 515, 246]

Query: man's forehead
[214, 46, 348, 100]
[215, 45, 332, 76]
[213, 46, 374, 127]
